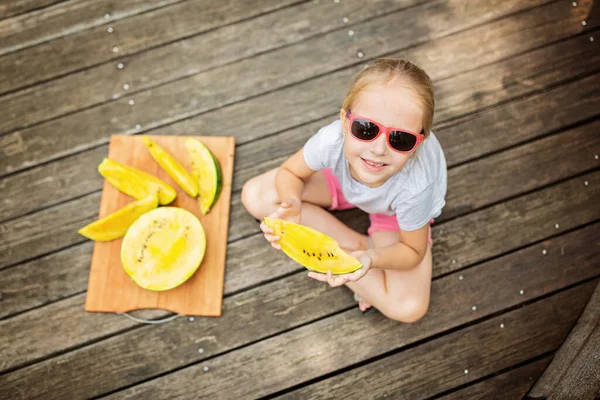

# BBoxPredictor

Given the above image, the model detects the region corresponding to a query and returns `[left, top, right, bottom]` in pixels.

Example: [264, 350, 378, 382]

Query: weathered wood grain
[443, 120, 600, 220]
[0, 0, 185, 57]
[275, 286, 592, 400]
[0, 192, 98, 269]
[527, 282, 600, 399]
[0, 267, 357, 396]
[0, 243, 93, 319]
[108, 263, 598, 399]
[0, 0, 565, 176]
[432, 170, 600, 274]
[439, 74, 600, 167]
[0, 0, 65, 20]
[0, 216, 325, 318]
[0, 0, 428, 134]
[0, 0, 302, 94]
[1, 221, 597, 399]
[0, 294, 170, 372]
[233, 70, 600, 197]
[439, 358, 551, 400]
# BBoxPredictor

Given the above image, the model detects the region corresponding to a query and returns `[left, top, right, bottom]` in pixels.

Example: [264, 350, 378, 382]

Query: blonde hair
[342, 58, 434, 137]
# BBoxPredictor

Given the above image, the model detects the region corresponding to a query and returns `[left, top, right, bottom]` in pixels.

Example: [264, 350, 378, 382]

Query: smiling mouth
[361, 157, 387, 171]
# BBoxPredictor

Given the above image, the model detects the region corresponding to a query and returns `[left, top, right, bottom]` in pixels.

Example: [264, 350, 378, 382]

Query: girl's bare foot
[354, 292, 372, 312]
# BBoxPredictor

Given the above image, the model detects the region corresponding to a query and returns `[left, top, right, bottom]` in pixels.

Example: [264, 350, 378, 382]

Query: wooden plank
[443, 120, 600, 220]
[0, 294, 169, 372]
[439, 75, 600, 167]
[0, 146, 106, 222]
[0, 0, 565, 176]
[0, 0, 65, 20]
[0, 0, 301, 94]
[274, 286, 593, 400]
[0, 0, 184, 57]
[3, 114, 598, 273]
[432, 169, 600, 273]
[1, 220, 598, 399]
[527, 282, 600, 399]
[232, 103, 600, 212]
[0, 243, 92, 319]
[0, 192, 98, 270]
[439, 358, 551, 400]
[0, 0, 428, 135]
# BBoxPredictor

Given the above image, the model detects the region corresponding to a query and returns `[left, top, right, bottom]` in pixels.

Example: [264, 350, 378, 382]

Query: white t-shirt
[303, 119, 447, 231]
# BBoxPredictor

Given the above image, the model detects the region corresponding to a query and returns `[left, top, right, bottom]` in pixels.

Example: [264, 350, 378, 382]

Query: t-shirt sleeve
[302, 120, 342, 171]
[393, 182, 446, 231]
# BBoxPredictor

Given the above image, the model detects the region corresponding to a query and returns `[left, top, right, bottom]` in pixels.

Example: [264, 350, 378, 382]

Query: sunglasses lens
[390, 131, 417, 152]
[351, 119, 379, 140]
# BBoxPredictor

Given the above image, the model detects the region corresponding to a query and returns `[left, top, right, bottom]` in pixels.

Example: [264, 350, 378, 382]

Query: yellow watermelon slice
[98, 158, 177, 205]
[185, 138, 222, 215]
[264, 217, 363, 275]
[78, 194, 158, 241]
[142, 136, 199, 197]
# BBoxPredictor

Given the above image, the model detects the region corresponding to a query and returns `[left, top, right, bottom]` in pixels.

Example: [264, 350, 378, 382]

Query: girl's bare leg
[243, 168, 432, 322]
[345, 230, 433, 323]
[241, 168, 369, 252]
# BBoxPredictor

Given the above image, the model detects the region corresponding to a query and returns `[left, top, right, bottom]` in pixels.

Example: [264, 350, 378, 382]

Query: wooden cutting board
[85, 135, 235, 316]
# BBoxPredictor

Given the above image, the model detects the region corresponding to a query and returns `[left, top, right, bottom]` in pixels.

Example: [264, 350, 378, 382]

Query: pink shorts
[322, 168, 433, 247]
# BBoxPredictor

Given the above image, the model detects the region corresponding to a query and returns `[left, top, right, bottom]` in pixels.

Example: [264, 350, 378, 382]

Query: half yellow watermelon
[121, 207, 206, 291]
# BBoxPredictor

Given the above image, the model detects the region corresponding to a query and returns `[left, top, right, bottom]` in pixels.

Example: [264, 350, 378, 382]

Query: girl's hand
[307, 250, 372, 287]
[259, 199, 302, 250]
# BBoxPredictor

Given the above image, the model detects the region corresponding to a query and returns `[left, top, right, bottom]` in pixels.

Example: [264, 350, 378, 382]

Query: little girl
[241, 58, 447, 323]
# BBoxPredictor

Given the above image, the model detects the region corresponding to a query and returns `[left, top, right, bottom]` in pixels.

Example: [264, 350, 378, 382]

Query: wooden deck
[1, 0, 599, 398]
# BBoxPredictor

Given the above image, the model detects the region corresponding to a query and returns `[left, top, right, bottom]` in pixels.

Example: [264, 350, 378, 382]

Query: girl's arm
[368, 224, 429, 271]
[275, 147, 317, 205]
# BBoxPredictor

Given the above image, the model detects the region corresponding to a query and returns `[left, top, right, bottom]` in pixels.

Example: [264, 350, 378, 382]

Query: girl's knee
[384, 295, 430, 323]
[241, 173, 279, 219]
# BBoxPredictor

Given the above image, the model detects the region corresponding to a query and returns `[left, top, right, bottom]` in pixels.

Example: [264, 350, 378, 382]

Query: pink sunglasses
[345, 110, 425, 153]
